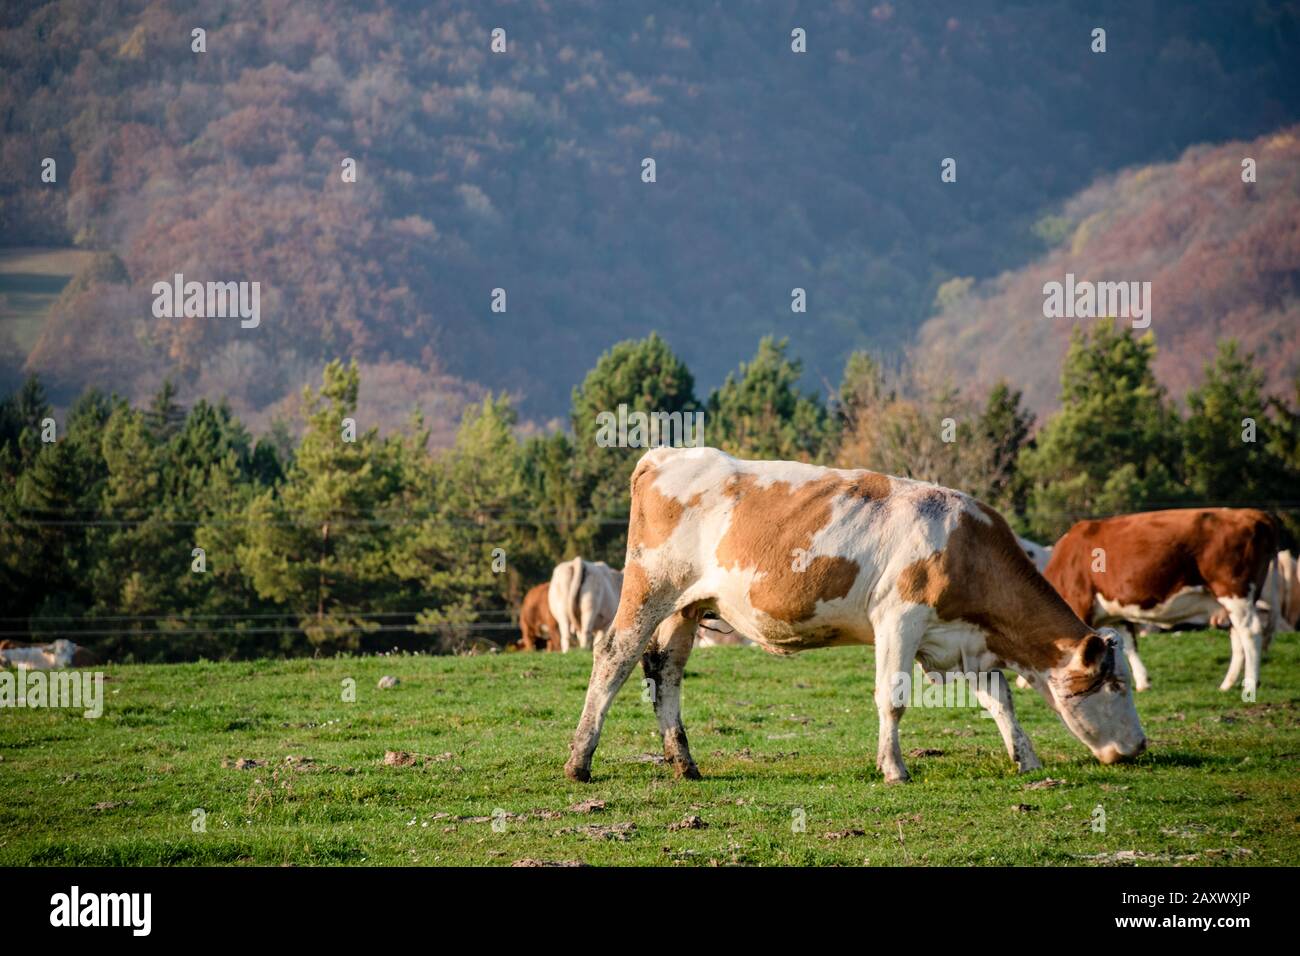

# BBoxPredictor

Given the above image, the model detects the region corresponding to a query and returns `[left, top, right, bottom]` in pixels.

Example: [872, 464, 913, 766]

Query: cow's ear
[1075, 633, 1107, 672]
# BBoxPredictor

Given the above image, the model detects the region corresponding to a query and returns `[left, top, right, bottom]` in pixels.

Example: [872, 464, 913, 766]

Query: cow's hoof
[564, 762, 591, 783]
[674, 763, 702, 781]
[883, 770, 911, 785]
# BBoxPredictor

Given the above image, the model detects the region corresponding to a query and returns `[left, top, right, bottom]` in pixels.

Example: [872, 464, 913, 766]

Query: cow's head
[1043, 627, 1147, 764]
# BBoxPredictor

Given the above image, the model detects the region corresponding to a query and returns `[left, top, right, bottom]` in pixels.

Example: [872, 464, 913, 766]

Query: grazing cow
[0, 638, 96, 669]
[1042, 508, 1278, 697]
[565, 447, 1146, 784]
[517, 582, 561, 652]
[549, 557, 624, 653]
[1016, 536, 1054, 574]
[1149, 549, 1298, 637]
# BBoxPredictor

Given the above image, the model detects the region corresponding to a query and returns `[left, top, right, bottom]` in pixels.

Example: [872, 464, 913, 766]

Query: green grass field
[1, 631, 1297, 867]
[0, 246, 96, 354]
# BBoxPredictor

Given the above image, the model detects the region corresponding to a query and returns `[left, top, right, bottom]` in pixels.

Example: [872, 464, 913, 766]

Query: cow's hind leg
[1220, 621, 1245, 691]
[871, 604, 927, 784]
[565, 590, 672, 782]
[1122, 625, 1150, 692]
[643, 613, 700, 779]
[973, 670, 1041, 773]
[1219, 596, 1262, 699]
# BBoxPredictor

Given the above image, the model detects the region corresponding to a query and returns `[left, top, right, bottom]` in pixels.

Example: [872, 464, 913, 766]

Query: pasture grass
[0, 246, 96, 354]
[1, 631, 1297, 866]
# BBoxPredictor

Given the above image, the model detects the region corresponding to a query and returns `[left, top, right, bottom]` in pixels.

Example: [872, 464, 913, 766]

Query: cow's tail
[566, 556, 586, 633]
[1263, 547, 1281, 652]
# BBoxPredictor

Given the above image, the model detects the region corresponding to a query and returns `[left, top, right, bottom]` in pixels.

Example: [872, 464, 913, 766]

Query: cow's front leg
[566, 592, 668, 782]
[1220, 596, 1262, 699]
[974, 669, 1041, 773]
[643, 613, 701, 779]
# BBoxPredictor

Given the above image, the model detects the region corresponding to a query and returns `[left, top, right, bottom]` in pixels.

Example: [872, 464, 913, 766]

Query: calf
[517, 582, 560, 652]
[1042, 508, 1278, 697]
[549, 557, 623, 652]
[566, 447, 1146, 784]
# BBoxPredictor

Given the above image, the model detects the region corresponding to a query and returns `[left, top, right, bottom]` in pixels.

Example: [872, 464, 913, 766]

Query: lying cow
[517, 582, 561, 652]
[565, 447, 1146, 784]
[1016, 536, 1053, 573]
[0, 638, 97, 669]
[549, 557, 623, 652]
[1042, 508, 1277, 697]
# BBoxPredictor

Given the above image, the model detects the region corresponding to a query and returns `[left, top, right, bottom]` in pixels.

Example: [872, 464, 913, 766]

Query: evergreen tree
[239, 360, 405, 651]
[0, 389, 114, 627]
[977, 380, 1034, 514]
[143, 379, 185, 443]
[391, 396, 535, 648]
[707, 336, 831, 462]
[1020, 319, 1185, 539]
[1183, 342, 1300, 544]
[568, 333, 699, 562]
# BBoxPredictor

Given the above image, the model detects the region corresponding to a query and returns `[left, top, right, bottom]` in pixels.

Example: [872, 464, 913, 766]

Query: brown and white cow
[549, 557, 623, 652]
[517, 582, 561, 652]
[1042, 508, 1278, 698]
[565, 447, 1146, 784]
[1202, 549, 1298, 634]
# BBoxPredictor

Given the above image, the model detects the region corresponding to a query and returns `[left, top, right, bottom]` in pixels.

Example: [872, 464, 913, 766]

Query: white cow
[1016, 536, 1053, 574]
[565, 447, 1147, 784]
[548, 557, 623, 652]
[1275, 550, 1300, 632]
[0, 639, 84, 670]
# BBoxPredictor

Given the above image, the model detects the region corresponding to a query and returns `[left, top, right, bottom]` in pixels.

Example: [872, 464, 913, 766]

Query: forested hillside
[917, 128, 1300, 414]
[2, 0, 1298, 426]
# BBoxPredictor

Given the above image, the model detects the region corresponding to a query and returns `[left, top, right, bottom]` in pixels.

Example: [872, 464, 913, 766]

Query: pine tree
[0, 389, 114, 625]
[977, 381, 1034, 515]
[707, 336, 830, 462]
[568, 333, 699, 562]
[239, 360, 405, 651]
[1020, 319, 1185, 539]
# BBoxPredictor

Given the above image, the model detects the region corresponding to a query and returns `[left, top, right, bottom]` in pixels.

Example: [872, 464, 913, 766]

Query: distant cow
[565, 447, 1146, 784]
[518, 582, 561, 652]
[1016, 536, 1053, 573]
[549, 557, 623, 652]
[1275, 550, 1300, 631]
[1042, 508, 1278, 697]
[0, 639, 97, 669]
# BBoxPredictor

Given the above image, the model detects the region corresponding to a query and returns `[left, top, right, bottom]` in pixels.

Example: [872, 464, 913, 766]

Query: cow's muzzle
[1097, 737, 1147, 764]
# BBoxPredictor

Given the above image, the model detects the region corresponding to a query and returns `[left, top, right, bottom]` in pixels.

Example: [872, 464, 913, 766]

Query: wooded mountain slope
[2, 1, 1298, 424]
[916, 128, 1300, 414]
